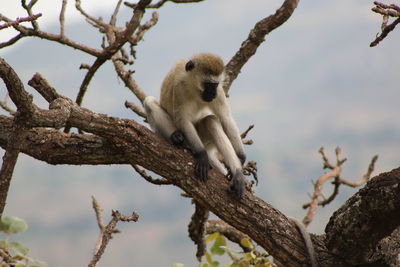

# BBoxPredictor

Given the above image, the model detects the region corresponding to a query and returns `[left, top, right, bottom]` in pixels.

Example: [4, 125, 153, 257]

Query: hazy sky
[1, 1, 399, 266]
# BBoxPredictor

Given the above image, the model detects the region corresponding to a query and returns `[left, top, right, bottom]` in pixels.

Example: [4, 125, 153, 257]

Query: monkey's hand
[229, 170, 245, 198]
[194, 151, 210, 182]
[237, 152, 246, 165]
[170, 130, 185, 146]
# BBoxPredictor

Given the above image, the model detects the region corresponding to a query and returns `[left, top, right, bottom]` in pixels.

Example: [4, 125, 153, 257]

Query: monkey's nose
[202, 82, 218, 102]
[203, 81, 219, 91]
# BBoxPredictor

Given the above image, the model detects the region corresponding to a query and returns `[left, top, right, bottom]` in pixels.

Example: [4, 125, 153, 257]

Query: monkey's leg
[200, 115, 245, 198]
[143, 96, 184, 145]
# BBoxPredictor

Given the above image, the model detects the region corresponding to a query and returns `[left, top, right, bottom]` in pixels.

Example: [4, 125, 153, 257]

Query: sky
[1, 0, 400, 266]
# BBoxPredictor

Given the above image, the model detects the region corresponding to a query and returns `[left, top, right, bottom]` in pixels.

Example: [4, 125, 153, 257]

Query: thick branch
[224, 0, 299, 92]
[325, 168, 400, 265]
[0, 115, 127, 165]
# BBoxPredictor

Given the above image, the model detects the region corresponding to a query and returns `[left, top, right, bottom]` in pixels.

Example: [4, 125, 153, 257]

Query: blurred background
[1, 0, 399, 266]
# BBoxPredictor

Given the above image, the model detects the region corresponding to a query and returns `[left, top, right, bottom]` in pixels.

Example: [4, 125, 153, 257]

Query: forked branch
[370, 2, 400, 47]
[302, 147, 378, 227]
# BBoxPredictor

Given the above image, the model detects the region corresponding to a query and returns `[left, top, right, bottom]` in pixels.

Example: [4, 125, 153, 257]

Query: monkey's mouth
[202, 82, 218, 102]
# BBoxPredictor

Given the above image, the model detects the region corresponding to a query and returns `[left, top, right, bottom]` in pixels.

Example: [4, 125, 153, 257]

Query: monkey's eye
[185, 60, 195, 71]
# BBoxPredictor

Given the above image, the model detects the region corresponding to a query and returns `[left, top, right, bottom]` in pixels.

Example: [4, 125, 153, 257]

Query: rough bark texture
[325, 168, 400, 266]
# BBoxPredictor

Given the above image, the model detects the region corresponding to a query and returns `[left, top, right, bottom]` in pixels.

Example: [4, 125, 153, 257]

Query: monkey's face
[202, 80, 219, 102]
[185, 56, 224, 103]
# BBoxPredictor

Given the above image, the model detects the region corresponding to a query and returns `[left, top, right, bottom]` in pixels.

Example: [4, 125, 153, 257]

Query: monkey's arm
[175, 118, 210, 181]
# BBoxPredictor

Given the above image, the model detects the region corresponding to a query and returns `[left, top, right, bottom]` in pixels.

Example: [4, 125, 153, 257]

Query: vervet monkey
[144, 53, 246, 198]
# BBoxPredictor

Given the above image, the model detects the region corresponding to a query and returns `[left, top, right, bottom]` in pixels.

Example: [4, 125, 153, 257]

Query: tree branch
[124, 0, 205, 9]
[0, 13, 42, 30]
[224, 0, 299, 93]
[302, 147, 378, 227]
[325, 168, 400, 265]
[88, 206, 139, 267]
[188, 202, 209, 259]
[370, 2, 400, 47]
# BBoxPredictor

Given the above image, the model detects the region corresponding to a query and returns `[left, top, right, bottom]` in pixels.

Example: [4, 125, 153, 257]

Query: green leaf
[240, 238, 253, 250]
[0, 216, 28, 234]
[171, 264, 184, 267]
[9, 241, 29, 256]
[210, 261, 220, 267]
[210, 235, 226, 256]
[205, 251, 213, 264]
[205, 232, 219, 245]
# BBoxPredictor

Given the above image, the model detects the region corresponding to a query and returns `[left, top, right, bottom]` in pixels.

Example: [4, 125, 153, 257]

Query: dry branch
[188, 202, 209, 259]
[0, 95, 16, 115]
[131, 164, 171, 185]
[124, 0, 205, 9]
[370, 2, 400, 47]
[125, 101, 147, 118]
[88, 199, 139, 267]
[0, 13, 42, 30]
[224, 0, 299, 93]
[302, 147, 378, 227]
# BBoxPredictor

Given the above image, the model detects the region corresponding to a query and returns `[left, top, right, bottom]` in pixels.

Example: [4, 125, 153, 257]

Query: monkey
[144, 53, 246, 198]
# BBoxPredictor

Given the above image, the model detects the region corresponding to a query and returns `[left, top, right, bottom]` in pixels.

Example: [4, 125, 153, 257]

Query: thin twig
[370, 2, 400, 47]
[131, 164, 171, 185]
[302, 166, 341, 227]
[240, 124, 254, 139]
[92, 196, 105, 232]
[0, 95, 16, 115]
[0, 13, 42, 30]
[59, 0, 68, 36]
[21, 0, 40, 30]
[338, 155, 378, 187]
[302, 148, 378, 226]
[125, 101, 147, 118]
[110, 0, 123, 26]
[88, 199, 139, 267]
[124, 0, 205, 9]
[75, 0, 106, 27]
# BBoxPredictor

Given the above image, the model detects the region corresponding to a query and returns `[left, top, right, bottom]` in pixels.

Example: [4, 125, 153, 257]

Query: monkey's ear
[185, 60, 195, 71]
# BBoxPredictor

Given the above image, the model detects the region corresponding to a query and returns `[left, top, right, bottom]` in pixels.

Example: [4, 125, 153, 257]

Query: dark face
[202, 81, 218, 102]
